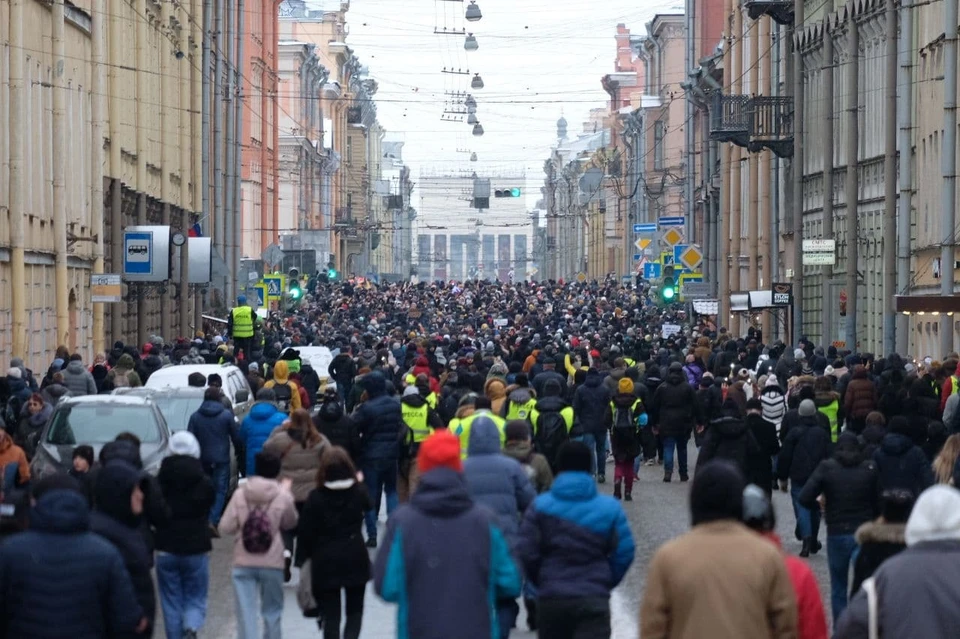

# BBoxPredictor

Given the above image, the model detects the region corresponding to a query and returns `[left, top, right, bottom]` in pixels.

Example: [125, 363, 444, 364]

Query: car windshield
[46, 405, 161, 445]
[154, 396, 203, 432]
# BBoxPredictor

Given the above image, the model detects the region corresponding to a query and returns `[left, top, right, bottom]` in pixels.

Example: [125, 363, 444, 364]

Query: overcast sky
[333, 0, 681, 202]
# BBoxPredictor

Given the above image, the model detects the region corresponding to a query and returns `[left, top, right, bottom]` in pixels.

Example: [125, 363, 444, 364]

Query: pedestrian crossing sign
[261, 275, 285, 300]
[254, 284, 268, 307]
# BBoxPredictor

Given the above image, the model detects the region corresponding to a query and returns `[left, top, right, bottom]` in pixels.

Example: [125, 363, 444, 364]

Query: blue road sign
[123, 231, 153, 275]
[633, 253, 642, 261]
[659, 216, 685, 227]
[673, 244, 689, 264]
[643, 263, 662, 279]
[263, 275, 284, 298]
[633, 223, 657, 234]
[255, 285, 265, 306]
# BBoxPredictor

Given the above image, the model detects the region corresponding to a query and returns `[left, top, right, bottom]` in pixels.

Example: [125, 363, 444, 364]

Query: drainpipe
[748, 17, 760, 295]
[942, 0, 958, 355]
[882, 0, 898, 355]
[772, 24, 781, 338]
[136, 0, 150, 345]
[759, 17, 773, 340]
[731, 5, 743, 302]
[160, 0, 174, 341]
[235, 0, 245, 279]
[224, 0, 236, 303]
[685, 0, 696, 243]
[214, 0, 225, 301]
[202, 0, 211, 248]
[844, 7, 859, 351]
[9, 0, 26, 358]
[180, 3, 193, 338]
[821, 0, 835, 345]
[792, 0, 805, 345]
[53, 1, 69, 347]
[91, 0, 105, 356]
[896, 0, 914, 354]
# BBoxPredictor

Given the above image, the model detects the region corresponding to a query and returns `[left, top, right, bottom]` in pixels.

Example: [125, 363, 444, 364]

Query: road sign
[659, 216, 685, 227]
[660, 252, 675, 267]
[262, 274, 286, 299]
[643, 263, 662, 279]
[802, 239, 836, 252]
[262, 243, 285, 267]
[254, 284, 268, 307]
[634, 237, 652, 251]
[576, 272, 587, 283]
[802, 252, 836, 265]
[633, 223, 657, 234]
[123, 231, 153, 275]
[678, 245, 704, 271]
[633, 253, 642, 261]
[681, 281, 711, 300]
[90, 274, 123, 303]
[662, 227, 684, 247]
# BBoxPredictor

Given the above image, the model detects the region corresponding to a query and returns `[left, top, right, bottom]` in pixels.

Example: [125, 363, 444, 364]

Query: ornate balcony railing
[749, 96, 794, 158]
[709, 93, 751, 148]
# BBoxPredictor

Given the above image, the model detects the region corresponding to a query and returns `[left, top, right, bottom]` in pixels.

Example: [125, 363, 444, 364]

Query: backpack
[612, 404, 637, 432]
[241, 492, 275, 555]
[273, 382, 293, 413]
[536, 410, 568, 469]
[2, 398, 20, 428]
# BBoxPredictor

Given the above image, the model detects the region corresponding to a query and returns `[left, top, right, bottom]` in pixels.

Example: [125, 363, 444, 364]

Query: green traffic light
[290, 287, 302, 300]
[327, 268, 337, 279]
[510, 187, 521, 197]
[662, 286, 676, 301]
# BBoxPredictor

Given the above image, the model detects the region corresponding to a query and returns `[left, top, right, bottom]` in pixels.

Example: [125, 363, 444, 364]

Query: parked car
[144, 364, 254, 420]
[30, 395, 170, 480]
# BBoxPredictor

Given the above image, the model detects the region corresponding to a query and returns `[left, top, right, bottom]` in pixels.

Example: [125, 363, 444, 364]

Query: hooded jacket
[503, 440, 554, 493]
[374, 468, 521, 639]
[154, 453, 215, 555]
[262, 427, 329, 503]
[844, 367, 878, 421]
[61, 360, 98, 396]
[798, 433, 879, 535]
[313, 402, 363, 464]
[239, 402, 287, 476]
[609, 392, 643, 461]
[519, 470, 634, 600]
[836, 486, 960, 639]
[572, 369, 612, 435]
[651, 366, 703, 439]
[107, 354, 142, 388]
[0, 428, 29, 486]
[90, 461, 156, 637]
[264, 360, 302, 411]
[777, 416, 832, 485]
[483, 378, 508, 416]
[850, 519, 907, 595]
[696, 412, 760, 478]
[218, 475, 299, 568]
[463, 416, 536, 555]
[352, 373, 403, 463]
[872, 432, 934, 496]
[187, 399, 241, 465]
[0, 489, 144, 639]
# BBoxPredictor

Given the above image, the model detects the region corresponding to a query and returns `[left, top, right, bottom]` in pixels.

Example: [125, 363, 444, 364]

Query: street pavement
[183, 441, 833, 639]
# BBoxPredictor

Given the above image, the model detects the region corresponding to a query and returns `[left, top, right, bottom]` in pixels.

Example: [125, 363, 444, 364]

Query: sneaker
[613, 483, 622, 500]
[644, 459, 656, 467]
[365, 537, 378, 549]
[679, 473, 689, 482]
[663, 475, 671, 483]
[624, 492, 633, 501]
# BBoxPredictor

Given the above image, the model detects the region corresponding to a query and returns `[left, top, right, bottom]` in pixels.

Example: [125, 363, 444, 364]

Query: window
[653, 120, 665, 170]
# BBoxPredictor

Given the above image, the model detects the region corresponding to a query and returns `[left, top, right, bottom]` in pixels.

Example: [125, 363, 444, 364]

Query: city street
[182, 443, 832, 639]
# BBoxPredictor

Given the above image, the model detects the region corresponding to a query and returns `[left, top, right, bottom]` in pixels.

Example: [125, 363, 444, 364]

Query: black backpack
[273, 382, 293, 413]
[612, 404, 637, 432]
[537, 410, 568, 470]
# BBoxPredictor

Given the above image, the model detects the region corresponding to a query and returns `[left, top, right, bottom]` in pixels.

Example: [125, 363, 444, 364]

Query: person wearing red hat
[374, 430, 521, 639]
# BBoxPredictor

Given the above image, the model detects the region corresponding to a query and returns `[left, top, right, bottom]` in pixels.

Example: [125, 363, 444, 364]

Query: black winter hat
[556, 441, 592, 473]
[690, 460, 746, 526]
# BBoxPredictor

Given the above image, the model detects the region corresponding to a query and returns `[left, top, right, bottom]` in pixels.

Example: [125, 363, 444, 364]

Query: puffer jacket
[573, 370, 612, 434]
[872, 432, 934, 496]
[651, 368, 703, 438]
[187, 400, 241, 465]
[61, 360, 98, 396]
[262, 427, 329, 503]
[517, 471, 635, 599]
[798, 433, 879, 535]
[218, 476, 299, 568]
[239, 402, 287, 477]
[696, 413, 760, 477]
[777, 416, 832, 485]
[484, 378, 508, 416]
[352, 373, 403, 463]
[154, 454, 215, 555]
[850, 518, 907, 594]
[463, 416, 536, 555]
[844, 368, 878, 420]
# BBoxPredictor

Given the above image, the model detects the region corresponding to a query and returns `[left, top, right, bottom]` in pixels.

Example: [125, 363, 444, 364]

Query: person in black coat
[0, 474, 146, 638]
[798, 431, 879, 620]
[154, 431, 216, 639]
[743, 398, 780, 494]
[696, 398, 760, 480]
[651, 362, 703, 482]
[296, 446, 372, 639]
[91, 460, 157, 638]
[777, 399, 833, 557]
[314, 390, 362, 464]
[572, 368, 612, 481]
[850, 489, 914, 595]
[873, 416, 935, 497]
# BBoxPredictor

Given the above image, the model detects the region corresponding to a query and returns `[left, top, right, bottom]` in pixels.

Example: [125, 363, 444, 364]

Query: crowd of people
[2, 276, 960, 638]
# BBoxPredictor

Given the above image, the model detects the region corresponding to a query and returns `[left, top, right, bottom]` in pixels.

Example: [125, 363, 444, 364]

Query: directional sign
[634, 237, 652, 251]
[90, 274, 123, 303]
[678, 244, 704, 271]
[123, 231, 153, 275]
[662, 227, 684, 247]
[802, 239, 836, 252]
[659, 216, 685, 227]
[643, 263, 662, 279]
[802, 253, 836, 265]
[681, 281, 711, 300]
[262, 274, 286, 299]
[633, 223, 657, 234]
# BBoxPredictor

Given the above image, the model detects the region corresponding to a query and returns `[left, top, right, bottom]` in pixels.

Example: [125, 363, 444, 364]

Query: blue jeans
[574, 433, 608, 477]
[827, 534, 858, 624]
[662, 435, 689, 476]
[231, 566, 284, 639]
[363, 458, 399, 539]
[790, 484, 821, 541]
[204, 462, 231, 525]
[156, 552, 210, 639]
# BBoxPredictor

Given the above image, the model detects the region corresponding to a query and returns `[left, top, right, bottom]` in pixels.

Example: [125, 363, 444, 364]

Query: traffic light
[494, 188, 522, 198]
[326, 260, 338, 281]
[661, 265, 676, 303]
[288, 268, 302, 300]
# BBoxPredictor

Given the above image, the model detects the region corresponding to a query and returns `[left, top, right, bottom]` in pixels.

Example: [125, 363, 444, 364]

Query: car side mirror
[235, 390, 249, 403]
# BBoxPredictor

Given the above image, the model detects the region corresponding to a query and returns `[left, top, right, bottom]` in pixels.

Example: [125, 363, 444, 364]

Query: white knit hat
[169, 431, 201, 459]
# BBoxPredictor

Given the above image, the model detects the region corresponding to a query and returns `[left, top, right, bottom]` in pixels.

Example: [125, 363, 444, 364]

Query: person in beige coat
[641, 460, 798, 639]
[262, 408, 329, 582]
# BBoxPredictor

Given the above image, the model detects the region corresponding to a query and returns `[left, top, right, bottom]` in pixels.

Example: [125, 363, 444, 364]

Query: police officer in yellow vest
[450, 396, 506, 460]
[398, 385, 444, 502]
[407, 373, 439, 412]
[228, 295, 259, 362]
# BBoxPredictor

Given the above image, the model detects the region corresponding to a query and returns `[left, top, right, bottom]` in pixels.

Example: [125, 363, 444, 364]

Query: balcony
[709, 93, 751, 148]
[743, 0, 794, 24]
[749, 96, 794, 158]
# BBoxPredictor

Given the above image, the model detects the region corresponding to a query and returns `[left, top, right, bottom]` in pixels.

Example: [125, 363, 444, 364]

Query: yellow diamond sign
[679, 245, 703, 271]
[663, 227, 684, 247]
[634, 237, 652, 251]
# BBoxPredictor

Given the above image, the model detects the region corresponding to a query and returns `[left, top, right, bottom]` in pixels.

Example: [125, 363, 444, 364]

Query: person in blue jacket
[374, 429, 521, 639]
[517, 440, 635, 638]
[239, 388, 287, 477]
[188, 387, 241, 526]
